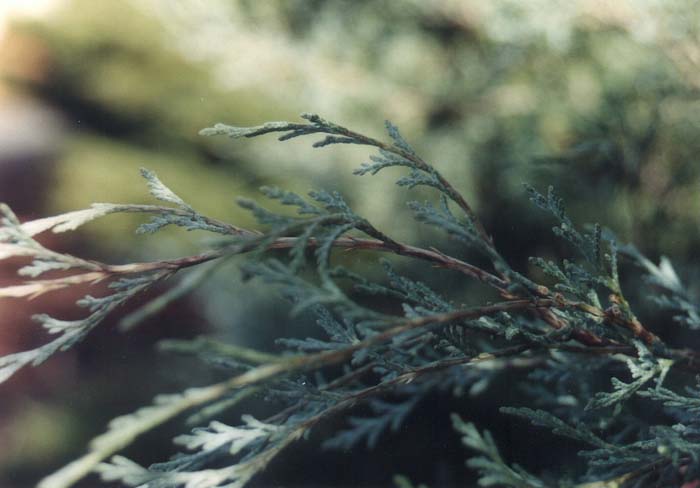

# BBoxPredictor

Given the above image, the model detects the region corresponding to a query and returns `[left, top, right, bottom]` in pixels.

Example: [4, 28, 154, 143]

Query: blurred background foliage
[1, 0, 700, 486]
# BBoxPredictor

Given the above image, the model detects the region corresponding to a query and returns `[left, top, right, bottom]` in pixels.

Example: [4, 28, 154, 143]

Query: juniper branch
[6, 112, 699, 488]
[38, 300, 544, 488]
[202, 114, 494, 247]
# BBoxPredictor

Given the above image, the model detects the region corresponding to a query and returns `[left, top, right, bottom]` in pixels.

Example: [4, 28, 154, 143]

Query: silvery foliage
[0, 114, 698, 487]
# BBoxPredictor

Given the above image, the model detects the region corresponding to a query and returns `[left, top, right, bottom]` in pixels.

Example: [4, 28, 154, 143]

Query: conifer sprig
[0, 114, 696, 487]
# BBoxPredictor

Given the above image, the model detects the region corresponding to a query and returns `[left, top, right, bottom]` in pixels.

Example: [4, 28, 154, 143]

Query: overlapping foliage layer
[1, 115, 699, 487]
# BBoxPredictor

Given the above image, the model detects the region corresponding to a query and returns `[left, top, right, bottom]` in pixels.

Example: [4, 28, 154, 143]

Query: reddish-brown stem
[70, 233, 661, 349]
[5, 209, 666, 353]
[99, 235, 507, 289]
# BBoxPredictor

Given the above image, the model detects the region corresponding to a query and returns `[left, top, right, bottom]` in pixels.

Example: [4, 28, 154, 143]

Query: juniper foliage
[1, 114, 699, 487]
